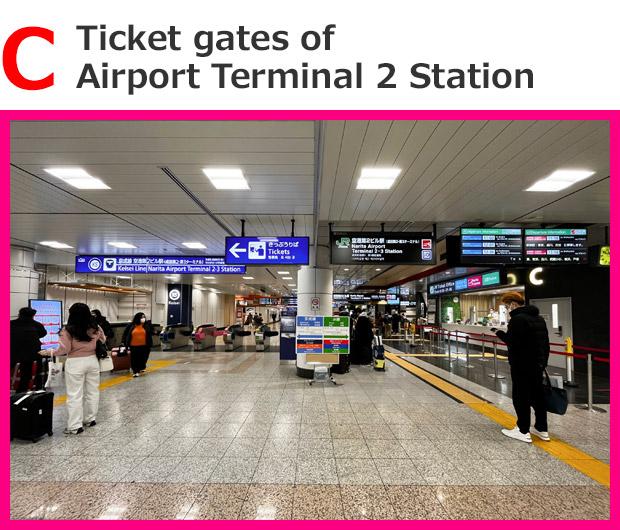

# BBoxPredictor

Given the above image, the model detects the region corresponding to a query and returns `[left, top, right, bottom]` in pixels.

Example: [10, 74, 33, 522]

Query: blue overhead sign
[225, 237, 310, 265]
[75, 255, 246, 274]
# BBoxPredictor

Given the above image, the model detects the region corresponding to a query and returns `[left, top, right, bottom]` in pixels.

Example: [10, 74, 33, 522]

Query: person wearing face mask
[122, 312, 153, 377]
[491, 292, 550, 443]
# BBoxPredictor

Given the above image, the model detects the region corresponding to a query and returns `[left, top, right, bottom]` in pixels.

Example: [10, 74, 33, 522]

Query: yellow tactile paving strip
[52, 359, 177, 407]
[386, 352, 610, 488]
[399, 352, 509, 360]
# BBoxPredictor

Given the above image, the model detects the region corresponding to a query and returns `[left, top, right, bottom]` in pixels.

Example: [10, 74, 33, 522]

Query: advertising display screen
[29, 299, 63, 351]
[460, 228, 523, 264]
[225, 237, 310, 265]
[428, 270, 504, 297]
[296, 315, 350, 355]
[524, 228, 588, 264]
[330, 232, 435, 265]
[76, 255, 245, 274]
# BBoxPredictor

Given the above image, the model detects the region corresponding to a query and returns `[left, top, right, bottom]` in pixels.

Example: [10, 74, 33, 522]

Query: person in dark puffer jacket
[493, 291, 550, 444]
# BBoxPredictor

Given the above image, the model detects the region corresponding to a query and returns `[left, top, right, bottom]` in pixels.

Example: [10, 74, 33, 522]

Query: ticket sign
[296, 315, 350, 355]
[225, 237, 310, 265]
[29, 299, 63, 350]
[428, 270, 504, 297]
[75, 255, 245, 274]
[330, 232, 435, 265]
[524, 228, 588, 264]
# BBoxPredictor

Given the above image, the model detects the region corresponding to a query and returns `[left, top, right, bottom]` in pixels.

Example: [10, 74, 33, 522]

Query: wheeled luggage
[10, 390, 54, 442]
[331, 353, 350, 374]
[373, 335, 386, 371]
[111, 347, 131, 372]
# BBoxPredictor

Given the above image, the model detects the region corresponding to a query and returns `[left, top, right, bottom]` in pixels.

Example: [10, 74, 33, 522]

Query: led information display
[296, 315, 350, 355]
[29, 299, 63, 351]
[460, 228, 523, 264]
[524, 228, 588, 264]
[76, 255, 246, 274]
[330, 232, 435, 265]
[428, 270, 504, 297]
[225, 237, 310, 265]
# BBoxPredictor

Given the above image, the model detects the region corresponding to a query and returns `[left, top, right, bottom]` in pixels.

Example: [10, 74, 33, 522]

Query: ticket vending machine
[279, 310, 297, 361]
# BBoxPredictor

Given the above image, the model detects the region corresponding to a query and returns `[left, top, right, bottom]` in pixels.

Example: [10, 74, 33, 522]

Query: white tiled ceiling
[11, 120, 609, 294]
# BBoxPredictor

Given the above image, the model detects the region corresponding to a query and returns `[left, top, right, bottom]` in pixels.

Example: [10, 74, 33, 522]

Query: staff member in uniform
[122, 312, 153, 377]
[492, 292, 551, 443]
[39, 303, 105, 434]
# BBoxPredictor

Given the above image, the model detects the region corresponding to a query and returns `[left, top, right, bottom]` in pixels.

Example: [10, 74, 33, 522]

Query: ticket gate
[192, 324, 217, 351]
[224, 325, 251, 351]
[160, 324, 193, 350]
[255, 325, 279, 352]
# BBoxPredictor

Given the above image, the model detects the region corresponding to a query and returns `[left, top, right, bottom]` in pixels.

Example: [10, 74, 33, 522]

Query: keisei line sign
[75, 255, 246, 274]
[225, 237, 310, 265]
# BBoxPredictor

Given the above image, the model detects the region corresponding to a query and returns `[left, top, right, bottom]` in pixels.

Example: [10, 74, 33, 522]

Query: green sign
[525, 228, 587, 236]
[482, 271, 501, 286]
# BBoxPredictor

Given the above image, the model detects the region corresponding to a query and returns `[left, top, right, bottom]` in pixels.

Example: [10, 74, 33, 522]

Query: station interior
[9, 119, 610, 520]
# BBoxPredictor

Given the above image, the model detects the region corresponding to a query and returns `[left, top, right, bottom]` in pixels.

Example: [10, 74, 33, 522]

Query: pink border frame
[1, 109, 617, 528]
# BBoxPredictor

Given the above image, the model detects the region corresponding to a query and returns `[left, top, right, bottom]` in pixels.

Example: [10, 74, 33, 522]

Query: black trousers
[12, 361, 32, 392]
[130, 346, 150, 373]
[511, 365, 548, 434]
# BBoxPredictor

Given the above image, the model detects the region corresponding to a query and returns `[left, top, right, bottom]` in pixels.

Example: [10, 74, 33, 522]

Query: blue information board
[225, 237, 310, 265]
[75, 255, 246, 274]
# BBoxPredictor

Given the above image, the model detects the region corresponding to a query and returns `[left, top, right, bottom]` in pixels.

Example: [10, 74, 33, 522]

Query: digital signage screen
[29, 299, 63, 351]
[460, 228, 523, 265]
[330, 232, 435, 265]
[428, 270, 504, 297]
[524, 228, 588, 264]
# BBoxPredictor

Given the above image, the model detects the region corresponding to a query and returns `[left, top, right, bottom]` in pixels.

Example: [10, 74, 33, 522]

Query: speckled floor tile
[435, 486, 505, 519]
[224, 437, 266, 458]
[297, 437, 334, 458]
[365, 438, 408, 459]
[205, 422, 243, 438]
[385, 485, 449, 520]
[209, 458, 260, 484]
[125, 457, 183, 482]
[149, 437, 200, 457]
[292, 485, 343, 519]
[340, 485, 397, 519]
[252, 457, 296, 484]
[236, 422, 272, 438]
[184, 484, 249, 519]
[262, 438, 299, 458]
[333, 438, 371, 459]
[375, 458, 426, 485]
[330, 424, 364, 439]
[269, 422, 301, 438]
[360, 423, 396, 440]
[410, 458, 468, 485]
[165, 457, 220, 483]
[10, 481, 69, 519]
[239, 484, 294, 519]
[187, 436, 234, 457]
[336, 458, 382, 485]
[300, 423, 332, 438]
[295, 458, 339, 484]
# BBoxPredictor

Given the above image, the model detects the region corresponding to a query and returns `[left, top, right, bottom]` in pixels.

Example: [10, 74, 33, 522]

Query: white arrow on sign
[229, 242, 248, 258]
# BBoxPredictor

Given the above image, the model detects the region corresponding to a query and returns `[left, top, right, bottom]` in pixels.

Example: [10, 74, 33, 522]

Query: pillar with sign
[296, 246, 333, 378]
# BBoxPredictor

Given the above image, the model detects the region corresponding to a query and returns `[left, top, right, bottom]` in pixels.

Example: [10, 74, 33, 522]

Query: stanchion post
[575, 353, 607, 413]
[465, 335, 473, 368]
[479, 333, 490, 362]
[447, 330, 451, 361]
[488, 340, 505, 379]
[564, 337, 578, 387]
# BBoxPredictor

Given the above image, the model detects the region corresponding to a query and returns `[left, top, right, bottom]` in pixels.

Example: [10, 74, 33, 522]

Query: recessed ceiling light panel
[203, 168, 250, 190]
[356, 167, 401, 190]
[526, 169, 595, 192]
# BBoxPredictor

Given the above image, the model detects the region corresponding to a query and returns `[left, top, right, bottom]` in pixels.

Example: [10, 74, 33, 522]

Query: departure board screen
[29, 299, 63, 350]
[460, 228, 523, 264]
[524, 228, 588, 264]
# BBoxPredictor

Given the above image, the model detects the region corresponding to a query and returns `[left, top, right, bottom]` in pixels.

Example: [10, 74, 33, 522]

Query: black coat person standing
[122, 312, 153, 377]
[10, 307, 47, 391]
[352, 312, 374, 365]
[492, 291, 551, 443]
[91, 309, 113, 344]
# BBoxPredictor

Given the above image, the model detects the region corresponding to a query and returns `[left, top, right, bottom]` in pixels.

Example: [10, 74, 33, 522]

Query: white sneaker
[531, 428, 550, 441]
[501, 426, 532, 443]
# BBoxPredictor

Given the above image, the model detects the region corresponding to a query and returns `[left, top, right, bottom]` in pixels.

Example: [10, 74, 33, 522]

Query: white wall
[191, 289, 235, 328]
[10, 247, 40, 318]
[45, 285, 120, 323]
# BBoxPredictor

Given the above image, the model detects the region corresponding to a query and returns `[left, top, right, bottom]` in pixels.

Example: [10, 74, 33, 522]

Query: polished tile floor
[10, 339, 610, 520]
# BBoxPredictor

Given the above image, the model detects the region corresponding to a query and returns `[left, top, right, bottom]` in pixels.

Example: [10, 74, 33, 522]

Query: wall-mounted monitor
[29, 299, 63, 351]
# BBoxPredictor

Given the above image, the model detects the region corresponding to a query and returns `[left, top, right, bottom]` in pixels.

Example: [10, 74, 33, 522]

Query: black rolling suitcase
[331, 353, 350, 374]
[11, 390, 54, 442]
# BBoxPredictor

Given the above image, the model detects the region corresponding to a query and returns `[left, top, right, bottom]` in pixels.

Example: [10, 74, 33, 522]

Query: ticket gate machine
[192, 324, 217, 351]
[224, 325, 251, 351]
[160, 324, 193, 350]
[255, 325, 279, 352]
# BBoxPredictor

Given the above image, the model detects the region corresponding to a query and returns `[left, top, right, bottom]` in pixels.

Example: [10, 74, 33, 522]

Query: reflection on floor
[11, 338, 609, 520]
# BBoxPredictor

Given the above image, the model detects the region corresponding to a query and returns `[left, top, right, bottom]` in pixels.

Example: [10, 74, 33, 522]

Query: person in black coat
[122, 312, 153, 377]
[493, 291, 550, 443]
[10, 307, 47, 391]
[352, 312, 374, 365]
[91, 309, 113, 344]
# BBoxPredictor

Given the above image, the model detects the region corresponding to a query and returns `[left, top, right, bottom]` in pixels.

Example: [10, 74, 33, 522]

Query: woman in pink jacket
[40, 303, 105, 435]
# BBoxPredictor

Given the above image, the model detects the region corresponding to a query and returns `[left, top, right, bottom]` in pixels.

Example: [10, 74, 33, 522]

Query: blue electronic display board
[75, 255, 246, 274]
[29, 299, 63, 351]
[225, 237, 310, 265]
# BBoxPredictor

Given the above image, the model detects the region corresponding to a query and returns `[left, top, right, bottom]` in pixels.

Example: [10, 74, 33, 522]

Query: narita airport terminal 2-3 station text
[9, 119, 610, 521]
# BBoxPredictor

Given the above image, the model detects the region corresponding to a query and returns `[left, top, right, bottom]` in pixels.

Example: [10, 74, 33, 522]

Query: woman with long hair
[122, 312, 153, 377]
[39, 302, 105, 435]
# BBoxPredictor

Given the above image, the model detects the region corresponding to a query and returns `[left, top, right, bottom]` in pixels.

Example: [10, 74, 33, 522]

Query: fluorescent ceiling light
[203, 276, 215, 280]
[243, 276, 254, 280]
[203, 168, 250, 190]
[165, 275, 179, 280]
[116, 275, 131, 279]
[39, 240, 73, 249]
[182, 242, 206, 249]
[526, 169, 595, 192]
[108, 242, 137, 249]
[343, 268, 350, 271]
[356, 167, 401, 190]
[287, 283, 296, 286]
[277, 271, 290, 275]
[44, 167, 110, 190]
[375, 268, 382, 271]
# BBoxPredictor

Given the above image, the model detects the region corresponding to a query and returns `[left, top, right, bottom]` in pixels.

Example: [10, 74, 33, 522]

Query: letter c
[529, 267, 544, 286]
[3, 27, 54, 90]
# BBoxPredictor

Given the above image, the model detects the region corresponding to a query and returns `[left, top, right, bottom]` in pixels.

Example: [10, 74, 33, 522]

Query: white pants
[64, 356, 100, 431]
